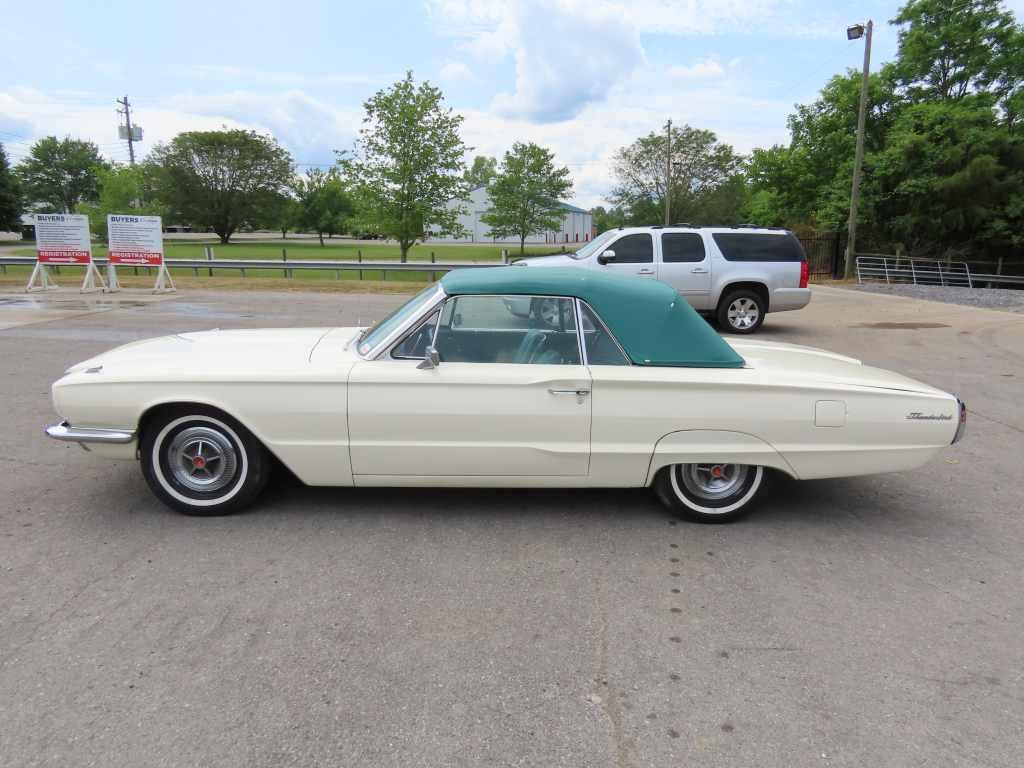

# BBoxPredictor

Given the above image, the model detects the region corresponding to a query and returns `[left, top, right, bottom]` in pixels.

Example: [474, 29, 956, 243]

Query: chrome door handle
[548, 389, 590, 396]
[637, 268, 655, 275]
[691, 267, 708, 273]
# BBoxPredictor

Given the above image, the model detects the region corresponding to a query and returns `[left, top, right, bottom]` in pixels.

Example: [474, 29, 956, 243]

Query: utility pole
[116, 95, 136, 165]
[664, 119, 672, 226]
[844, 20, 872, 279]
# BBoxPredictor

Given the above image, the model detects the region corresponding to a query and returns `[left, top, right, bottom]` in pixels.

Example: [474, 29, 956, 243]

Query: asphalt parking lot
[1, 284, 1021, 768]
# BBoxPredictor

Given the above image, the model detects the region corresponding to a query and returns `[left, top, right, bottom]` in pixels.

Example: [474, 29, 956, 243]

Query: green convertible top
[441, 266, 745, 368]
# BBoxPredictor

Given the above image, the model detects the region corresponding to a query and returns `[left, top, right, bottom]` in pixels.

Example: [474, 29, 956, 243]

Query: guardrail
[856, 255, 1024, 288]
[0, 255, 502, 280]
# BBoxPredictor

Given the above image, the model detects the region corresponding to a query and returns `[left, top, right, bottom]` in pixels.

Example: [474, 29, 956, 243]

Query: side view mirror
[597, 249, 617, 265]
[417, 345, 440, 370]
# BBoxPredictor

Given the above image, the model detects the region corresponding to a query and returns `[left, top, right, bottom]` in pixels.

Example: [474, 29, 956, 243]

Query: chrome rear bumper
[952, 398, 967, 444]
[45, 421, 136, 445]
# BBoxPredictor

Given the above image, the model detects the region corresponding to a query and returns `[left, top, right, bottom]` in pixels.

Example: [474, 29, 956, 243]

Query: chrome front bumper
[45, 421, 136, 446]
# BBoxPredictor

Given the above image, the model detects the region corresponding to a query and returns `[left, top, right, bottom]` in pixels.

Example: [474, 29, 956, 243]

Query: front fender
[644, 429, 798, 486]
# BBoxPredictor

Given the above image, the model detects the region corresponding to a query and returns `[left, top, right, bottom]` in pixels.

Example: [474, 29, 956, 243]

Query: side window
[579, 303, 629, 366]
[434, 295, 581, 365]
[391, 309, 439, 359]
[607, 233, 653, 263]
[711, 233, 806, 262]
[662, 233, 706, 263]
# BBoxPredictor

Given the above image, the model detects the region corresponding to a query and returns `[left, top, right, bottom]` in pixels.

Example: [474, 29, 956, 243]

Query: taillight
[799, 261, 809, 288]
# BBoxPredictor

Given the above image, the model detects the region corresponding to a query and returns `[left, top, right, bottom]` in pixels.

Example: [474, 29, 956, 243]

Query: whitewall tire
[140, 406, 270, 516]
[654, 463, 765, 523]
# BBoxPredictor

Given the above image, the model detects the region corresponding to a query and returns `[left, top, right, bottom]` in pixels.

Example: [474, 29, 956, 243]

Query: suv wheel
[718, 289, 765, 334]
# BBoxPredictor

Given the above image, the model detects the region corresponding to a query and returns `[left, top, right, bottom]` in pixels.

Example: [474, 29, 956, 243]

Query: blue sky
[2, 0, 1021, 207]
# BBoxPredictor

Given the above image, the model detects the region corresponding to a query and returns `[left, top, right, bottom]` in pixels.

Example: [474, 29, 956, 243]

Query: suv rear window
[712, 233, 806, 262]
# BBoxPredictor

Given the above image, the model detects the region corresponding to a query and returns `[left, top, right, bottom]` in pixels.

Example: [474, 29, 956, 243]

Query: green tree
[16, 136, 107, 213]
[892, 0, 1020, 103]
[146, 129, 294, 244]
[0, 143, 23, 232]
[464, 155, 497, 188]
[591, 204, 627, 232]
[745, 68, 900, 231]
[869, 96, 1024, 258]
[76, 164, 164, 240]
[345, 72, 468, 261]
[609, 124, 745, 225]
[264, 192, 303, 239]
[294, 168, 354, 245]
[481, 142, 572, 255]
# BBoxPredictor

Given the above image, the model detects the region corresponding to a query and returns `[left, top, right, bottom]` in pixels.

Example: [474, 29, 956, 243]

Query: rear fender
[645, 429, 798, 486]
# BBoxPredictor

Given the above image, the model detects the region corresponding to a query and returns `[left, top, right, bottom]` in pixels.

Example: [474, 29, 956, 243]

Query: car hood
[65, 327, 363, 380]
[730, 339, 950, 396]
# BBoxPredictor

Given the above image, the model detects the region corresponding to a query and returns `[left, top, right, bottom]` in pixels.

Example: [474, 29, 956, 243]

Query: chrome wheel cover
[727, 298, 760, 329]
[167, 426, 238, 493]
[679, 463, 749, 501]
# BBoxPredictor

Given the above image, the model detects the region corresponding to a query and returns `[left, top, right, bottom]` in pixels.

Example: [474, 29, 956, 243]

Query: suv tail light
[799, 261, 809, 288]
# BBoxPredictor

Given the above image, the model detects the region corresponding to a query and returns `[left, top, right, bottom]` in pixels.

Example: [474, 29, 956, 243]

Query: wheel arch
[644, 429, 798, 486]
[717, 281, 770, 313]
[135, 399, 295, 476]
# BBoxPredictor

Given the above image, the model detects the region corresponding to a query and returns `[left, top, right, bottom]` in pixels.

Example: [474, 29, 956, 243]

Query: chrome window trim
[576, 299, 632, 366]
[572, 297, 586, 365]
[364, 284, 447, 360]
[387, 307, 442, 361]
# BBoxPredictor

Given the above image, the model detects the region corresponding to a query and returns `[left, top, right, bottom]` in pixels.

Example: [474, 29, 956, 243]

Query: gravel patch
[847, 282, 1024, 313]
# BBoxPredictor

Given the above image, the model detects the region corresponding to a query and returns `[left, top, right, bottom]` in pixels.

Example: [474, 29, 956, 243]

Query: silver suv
[516, 225, 811, 334]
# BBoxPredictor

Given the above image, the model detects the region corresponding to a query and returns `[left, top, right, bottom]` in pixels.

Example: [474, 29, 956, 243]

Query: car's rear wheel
[140, 406, 270, 516]
[717, 289, 765, 334]
[654, 463, 764, 523]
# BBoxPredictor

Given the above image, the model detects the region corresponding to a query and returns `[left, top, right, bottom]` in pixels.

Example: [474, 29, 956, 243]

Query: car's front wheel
[654, 463, 765, 523]
[140, 406, 270, 516]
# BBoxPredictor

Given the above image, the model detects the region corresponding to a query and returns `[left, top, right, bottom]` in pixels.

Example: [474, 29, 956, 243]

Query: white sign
[35, 213, 92, 264]
[27, 213, 105, 292]
[107, 215, 164, 265]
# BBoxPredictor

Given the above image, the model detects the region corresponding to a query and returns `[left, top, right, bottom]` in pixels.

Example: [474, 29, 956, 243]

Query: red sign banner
[37, 249, 92, 264]
[108, 250, 163, 266]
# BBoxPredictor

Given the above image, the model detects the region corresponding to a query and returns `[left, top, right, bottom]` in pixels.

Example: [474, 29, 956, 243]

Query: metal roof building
[431, 186, 594, 245]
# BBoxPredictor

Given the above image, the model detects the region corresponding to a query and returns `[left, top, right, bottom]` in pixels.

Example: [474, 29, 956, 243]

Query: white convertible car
[46, 268, 965, 522]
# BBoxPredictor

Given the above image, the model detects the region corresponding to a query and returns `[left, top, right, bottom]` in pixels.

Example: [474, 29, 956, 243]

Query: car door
[348, 294, 592, 478]
[657, 231, 712, 309]
[598, 232, 656, 279]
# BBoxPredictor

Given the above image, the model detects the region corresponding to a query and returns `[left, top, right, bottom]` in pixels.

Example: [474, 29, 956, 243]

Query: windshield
[357, 284, 441, 356]
[570, 230, 617, 260]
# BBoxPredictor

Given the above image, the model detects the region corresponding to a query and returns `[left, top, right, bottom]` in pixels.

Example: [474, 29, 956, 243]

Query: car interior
[391, 294, 630, 366]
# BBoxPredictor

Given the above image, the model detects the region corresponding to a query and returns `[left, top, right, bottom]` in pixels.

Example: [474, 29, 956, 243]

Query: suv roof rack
[731, 224, 789, 231]
[671, 222, 696, 228]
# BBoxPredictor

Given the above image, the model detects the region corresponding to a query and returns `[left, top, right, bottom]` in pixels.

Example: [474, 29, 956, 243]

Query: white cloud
[166, 91, 361, 164]
[0, 87, 359, 168]
[666, 59, 725, 81]
[183, 65, 386, 89]
[439, 61, 475, 81]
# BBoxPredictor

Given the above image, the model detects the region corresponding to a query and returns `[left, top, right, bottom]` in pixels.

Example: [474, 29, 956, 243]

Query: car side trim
[45, 421, 136, 445]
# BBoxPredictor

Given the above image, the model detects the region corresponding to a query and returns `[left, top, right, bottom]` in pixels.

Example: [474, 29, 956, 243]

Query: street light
[844, 19, 873, 279]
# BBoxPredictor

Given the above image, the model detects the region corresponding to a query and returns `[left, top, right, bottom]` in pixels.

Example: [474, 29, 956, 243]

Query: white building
[431, 186, 593, 245]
